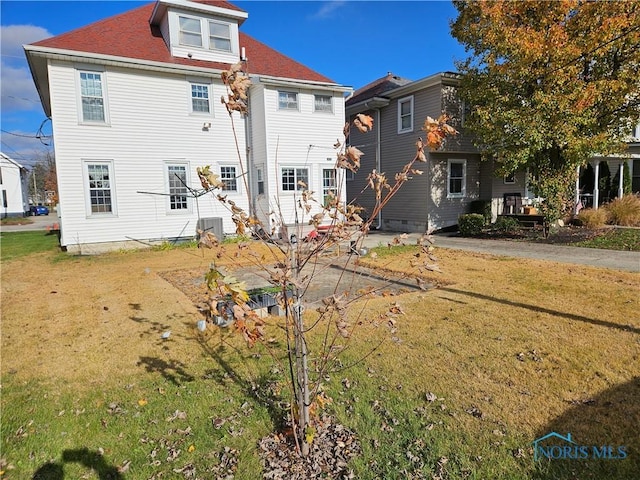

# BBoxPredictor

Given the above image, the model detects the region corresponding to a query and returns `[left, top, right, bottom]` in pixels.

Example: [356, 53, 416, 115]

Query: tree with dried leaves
[451, 0, 640, 223]
[198, 63, 457, 460]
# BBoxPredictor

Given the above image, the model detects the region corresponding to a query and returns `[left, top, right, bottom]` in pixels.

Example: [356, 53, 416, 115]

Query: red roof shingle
[31, 1, 335, 84]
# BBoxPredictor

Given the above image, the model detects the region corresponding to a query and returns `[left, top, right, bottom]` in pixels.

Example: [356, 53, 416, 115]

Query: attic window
[208, 21, 231, 52]
[179, 16, 203, 47]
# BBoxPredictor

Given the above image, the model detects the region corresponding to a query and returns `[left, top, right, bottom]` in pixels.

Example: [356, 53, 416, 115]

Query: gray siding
[346, 75, 482, 232]
[425, 153, 482, 231]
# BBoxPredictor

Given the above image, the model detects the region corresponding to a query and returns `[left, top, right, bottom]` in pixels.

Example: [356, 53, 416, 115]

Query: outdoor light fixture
[202, 122, 211, 130]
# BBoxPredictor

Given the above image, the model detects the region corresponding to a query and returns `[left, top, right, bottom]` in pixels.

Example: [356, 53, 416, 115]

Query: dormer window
[209, 21, 231, 52]
[151, 1, 246, 63]
[179, 16, 203, 47]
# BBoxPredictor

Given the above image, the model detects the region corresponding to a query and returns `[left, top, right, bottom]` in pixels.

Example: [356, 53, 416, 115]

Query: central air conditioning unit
[197, 217, 223, 240]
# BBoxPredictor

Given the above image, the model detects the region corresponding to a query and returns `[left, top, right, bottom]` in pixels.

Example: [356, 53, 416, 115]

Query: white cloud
[311, 1, 347, 19]
[0, 25, 50, 113]
[1, 62, 42, 111]
[1, 25, 51, 59]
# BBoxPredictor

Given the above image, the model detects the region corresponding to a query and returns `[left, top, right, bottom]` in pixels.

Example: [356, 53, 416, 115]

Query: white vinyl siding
[179, 16, 203, 47]
[190, 82, 210, 113]
[314, 94, 332, 113]
[208, 20, 231, 52]
[85, 161, 115, 215]
[47, 60, 249, 250]
[398, 96, 413, 133]
[448, 159, 466, 198]
[281, 167, 308, 191]
[79, 70, 106, 123]
[278, 91, 298, 111]
[167, 164, 189, 211]
[220, 165, 237, 192]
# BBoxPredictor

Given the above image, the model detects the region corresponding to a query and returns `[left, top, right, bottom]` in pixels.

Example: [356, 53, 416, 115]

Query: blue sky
[0, 0, 467, 167]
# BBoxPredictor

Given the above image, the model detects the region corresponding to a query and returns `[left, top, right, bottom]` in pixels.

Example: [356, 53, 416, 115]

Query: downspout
[375, 107, 382, 229]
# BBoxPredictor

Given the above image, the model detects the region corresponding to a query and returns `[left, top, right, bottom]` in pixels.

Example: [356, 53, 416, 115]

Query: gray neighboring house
[0, 152, 30, 218]
[346, 72, 640, 233]
[345, 72, 495, 233]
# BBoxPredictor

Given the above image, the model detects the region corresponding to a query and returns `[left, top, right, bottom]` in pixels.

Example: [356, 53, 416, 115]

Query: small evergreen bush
[458, 213, 485, 236]
[469, 200, 492, 224]
[493, 216, 521, 233]
[604, 195, 640, 226]
[576, 208, 608, 228]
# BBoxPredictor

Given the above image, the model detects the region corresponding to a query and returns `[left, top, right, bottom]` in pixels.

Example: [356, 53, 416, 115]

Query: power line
[0, 129, 52, 139]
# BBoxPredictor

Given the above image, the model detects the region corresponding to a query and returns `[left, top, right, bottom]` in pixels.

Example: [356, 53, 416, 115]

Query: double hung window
[281, 168, 308, 191]
[80, 71, 105, 122]
[220, 166, 237, 191]
[447, 159, 466, 198]
[278, 91, 298, 110]
[168, 165, 189, 210]
[86, 162, 114, 214]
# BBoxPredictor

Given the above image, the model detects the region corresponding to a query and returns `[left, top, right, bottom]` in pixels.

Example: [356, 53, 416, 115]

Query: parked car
[30, 205, 49, 216]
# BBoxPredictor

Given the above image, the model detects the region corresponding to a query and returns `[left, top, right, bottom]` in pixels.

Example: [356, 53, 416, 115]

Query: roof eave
[345, 96, 390, 115]
[24, 46, 52, 117]
[255, 75, 351, 93]
[381, 71, 462, 99]
[24, 44, 232, 79]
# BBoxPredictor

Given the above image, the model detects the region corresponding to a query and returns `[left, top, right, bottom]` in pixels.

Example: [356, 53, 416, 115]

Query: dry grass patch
[357, 246, 639, 436]
[1, 240, 638, 478]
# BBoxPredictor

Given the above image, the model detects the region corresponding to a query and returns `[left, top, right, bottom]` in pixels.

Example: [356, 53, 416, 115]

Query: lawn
[0, 230, 60, 261]
[1, 232, 638, 479]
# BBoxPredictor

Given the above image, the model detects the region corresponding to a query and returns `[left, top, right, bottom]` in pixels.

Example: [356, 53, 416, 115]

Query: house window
[191, 83, 210, 113]
[220, 166, 237, 191]
[504, 173, 516, 184]
[322, 168, 337, 206]
[256, 168, 264, 195]
[278, 91, 298, 110]
[398, 96, 413, 133]
[79, 71, 105, 122]
[447, 159, 466, 198]
[632, 159, 640, 193]
[208, 21, 231, 52]
[314, 94, 332, 113]
[86, 163, 113, 214]
[2, 190, 7, 209]
[179, 16, 203, 47]
[281, 167, 308, 191]
[345, 169, 355, 182]
[168, 164, 188, 210]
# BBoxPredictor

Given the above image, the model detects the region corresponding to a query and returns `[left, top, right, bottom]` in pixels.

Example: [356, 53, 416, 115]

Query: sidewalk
[360, 231, 640, 273]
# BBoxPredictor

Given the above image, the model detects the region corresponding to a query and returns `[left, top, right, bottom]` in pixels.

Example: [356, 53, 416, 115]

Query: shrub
[458, 213, 485, 236]
[604, 195, 640, 226]
[493, 216, 521, 233]
[576, 208, 608, 228]
[469, 200, 492, 224]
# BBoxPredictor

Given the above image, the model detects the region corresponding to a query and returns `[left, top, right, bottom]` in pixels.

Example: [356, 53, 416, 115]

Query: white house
[25, 0, 349, 253]
[0, 152, 29, 218]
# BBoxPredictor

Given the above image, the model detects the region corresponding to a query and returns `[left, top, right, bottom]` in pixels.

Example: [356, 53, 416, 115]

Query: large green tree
[451, 0, 640, 220]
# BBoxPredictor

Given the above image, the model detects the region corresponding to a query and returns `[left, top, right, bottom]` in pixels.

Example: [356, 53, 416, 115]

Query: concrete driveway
[0, 210, 59, 232]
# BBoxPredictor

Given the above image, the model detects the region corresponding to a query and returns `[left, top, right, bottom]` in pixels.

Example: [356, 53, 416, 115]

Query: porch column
[574, 165, 580, 214]
[593, 161, 600, 210]
[617, 162, 625, 199]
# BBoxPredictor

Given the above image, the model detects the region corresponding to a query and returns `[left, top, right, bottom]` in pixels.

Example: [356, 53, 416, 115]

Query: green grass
[2, 238, 638, 479]
[571, 227, 640, 251]
[0, 231, 60, 262]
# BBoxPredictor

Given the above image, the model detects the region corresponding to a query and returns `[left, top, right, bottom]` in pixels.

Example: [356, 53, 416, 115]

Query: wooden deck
[499, 214, 545, 229]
